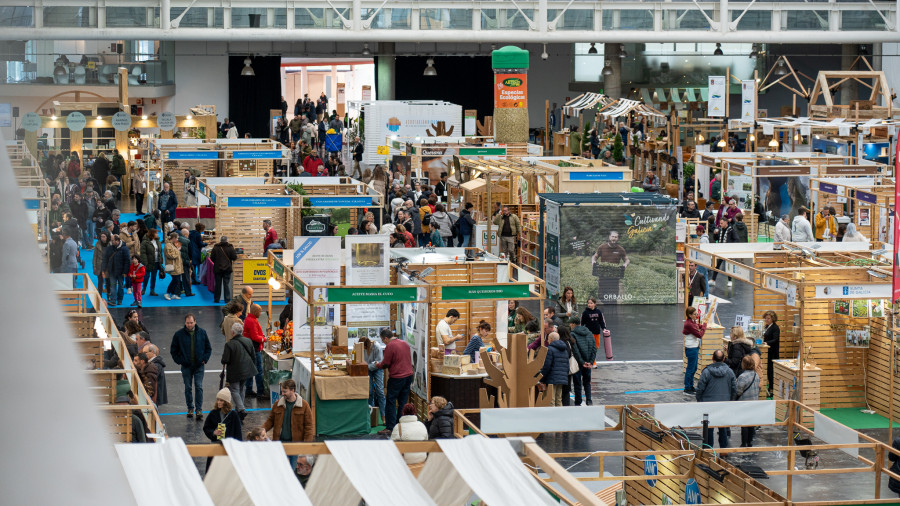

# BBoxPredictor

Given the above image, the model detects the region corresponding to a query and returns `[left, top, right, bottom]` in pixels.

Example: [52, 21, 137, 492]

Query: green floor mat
[819, 408, 900, 429]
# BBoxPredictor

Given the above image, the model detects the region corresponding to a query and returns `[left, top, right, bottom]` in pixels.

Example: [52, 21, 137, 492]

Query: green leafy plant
[612, 133, 624, 163]
[683, 162, 695, 178]
[285, 182, 317, 217]
[192, 126, 206, 139]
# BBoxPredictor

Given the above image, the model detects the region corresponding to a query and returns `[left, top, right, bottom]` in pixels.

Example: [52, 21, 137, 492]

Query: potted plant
[612, 133, 624, 164]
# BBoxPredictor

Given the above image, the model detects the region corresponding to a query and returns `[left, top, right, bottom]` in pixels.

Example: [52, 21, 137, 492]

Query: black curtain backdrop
[391, 56, 493, 119]
[228, 55, 281, 139]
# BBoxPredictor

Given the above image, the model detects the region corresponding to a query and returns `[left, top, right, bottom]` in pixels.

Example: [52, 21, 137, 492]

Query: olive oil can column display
[492, 46, 530, 143]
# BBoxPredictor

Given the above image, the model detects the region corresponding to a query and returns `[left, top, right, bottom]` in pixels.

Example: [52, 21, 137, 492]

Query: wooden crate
[773, 360, 820, 428]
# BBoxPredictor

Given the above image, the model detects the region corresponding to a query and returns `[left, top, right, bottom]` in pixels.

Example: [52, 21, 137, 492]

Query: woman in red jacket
[683, 306, 707, 394]
[128, 256, 145, 308]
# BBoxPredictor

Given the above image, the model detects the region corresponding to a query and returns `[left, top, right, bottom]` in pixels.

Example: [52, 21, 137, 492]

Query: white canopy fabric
[306, 440, 436, 506]
[563, 92, 610, 116]
[422, 436, 557, 506]
[598, 99, 667, 119]
[204, 439, 312, 506]
[116, 438, 214, 506]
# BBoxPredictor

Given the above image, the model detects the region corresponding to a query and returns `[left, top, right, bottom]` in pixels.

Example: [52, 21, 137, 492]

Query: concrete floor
[114, 258, 898, 500]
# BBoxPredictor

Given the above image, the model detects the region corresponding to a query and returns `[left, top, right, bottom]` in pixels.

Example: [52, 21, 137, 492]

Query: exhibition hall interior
[6, 1, 900, 504]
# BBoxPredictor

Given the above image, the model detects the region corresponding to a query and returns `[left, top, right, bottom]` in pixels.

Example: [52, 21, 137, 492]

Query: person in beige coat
[132, 167, 147, 215]
[221, 301, 244, 340]
[164, 231, 184, 300]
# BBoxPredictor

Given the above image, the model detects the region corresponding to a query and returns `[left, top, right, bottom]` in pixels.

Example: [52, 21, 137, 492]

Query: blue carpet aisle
[75, 213, 288, 308]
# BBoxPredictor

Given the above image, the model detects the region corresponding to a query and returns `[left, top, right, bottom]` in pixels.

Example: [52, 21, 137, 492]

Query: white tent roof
[116, 438, 213, 506]
[205, 439, 313, 506]
[563, 92, 610, 116]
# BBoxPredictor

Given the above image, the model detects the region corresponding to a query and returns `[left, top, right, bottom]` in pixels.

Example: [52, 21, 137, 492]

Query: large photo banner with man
[559, 204, 677, 304]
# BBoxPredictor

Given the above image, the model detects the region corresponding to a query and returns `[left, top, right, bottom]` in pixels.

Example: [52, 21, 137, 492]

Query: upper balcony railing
[0, 0, 897, 43]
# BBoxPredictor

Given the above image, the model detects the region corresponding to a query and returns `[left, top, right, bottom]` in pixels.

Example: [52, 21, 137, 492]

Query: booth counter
[292, 357, 370, 436]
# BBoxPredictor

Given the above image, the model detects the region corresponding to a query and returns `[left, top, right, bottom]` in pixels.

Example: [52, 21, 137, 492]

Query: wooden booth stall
[454, 400, 900, 505]
[7, 141, 51, 245]
[810, 174, 894, 248]
[56, 273, 165, 442]
[684, 243, 898, 433]
[526, 156, 633, 194]
[279, 176, 385, 234]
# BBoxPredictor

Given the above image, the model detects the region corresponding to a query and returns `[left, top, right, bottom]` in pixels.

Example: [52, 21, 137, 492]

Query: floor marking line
[596, 360, 681, 365]
[164, 369, 223, 374]
[623, 388, 683, 394]
[159, 407, 269, 416]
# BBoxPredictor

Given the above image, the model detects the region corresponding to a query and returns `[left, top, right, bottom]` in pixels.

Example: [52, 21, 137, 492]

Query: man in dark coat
[102, 234, 130, 306]
[570, 325, 598, 405]
[170, 314, 212, 420]
[696, 350, 737, 448]
[456, 202, 476, 248]
[157, 182, 178, 224]
[145, 344, 168, 406]
[111, 149, 127, 200]
[188, 224, 206, 284]
[92, 152, 110, 195]
[140, 228, 163, 296]
[210, 236, 238, 303]
[538, 333, 570, 406]
[221, 322, 259, 418]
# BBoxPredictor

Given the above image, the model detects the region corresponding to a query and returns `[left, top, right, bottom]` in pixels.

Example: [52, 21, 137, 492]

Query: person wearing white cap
[202, 388, 243, 471]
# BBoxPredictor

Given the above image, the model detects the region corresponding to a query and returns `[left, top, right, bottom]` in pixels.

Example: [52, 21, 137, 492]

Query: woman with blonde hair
[202, 388, 243, 470]
[725, 326, 754, 378]
[426, 396, 454, 439]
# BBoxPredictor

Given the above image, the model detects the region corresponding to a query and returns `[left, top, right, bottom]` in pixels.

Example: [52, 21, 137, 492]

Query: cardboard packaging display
[333, 325, 349, 347]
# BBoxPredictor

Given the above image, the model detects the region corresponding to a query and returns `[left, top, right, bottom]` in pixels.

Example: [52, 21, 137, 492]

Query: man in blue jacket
[456, 202, 476, 248]
[696, 349, 737, 448]
[539, 332, 570, 407]
[101, 234, 130, 306]
[170, 314, 212, 421]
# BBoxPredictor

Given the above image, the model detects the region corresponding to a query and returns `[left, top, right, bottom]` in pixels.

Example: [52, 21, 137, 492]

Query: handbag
[568, 355, 579, 375]
[164, 263, 174, 273]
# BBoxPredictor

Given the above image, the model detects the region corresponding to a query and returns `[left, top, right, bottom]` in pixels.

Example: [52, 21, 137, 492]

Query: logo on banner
[304, 220, 326, 234]
[624, 212, 670, 238]
[685, 478, 701, 504]
[644, 455, 658, 487]
[386, 117, 401, 132]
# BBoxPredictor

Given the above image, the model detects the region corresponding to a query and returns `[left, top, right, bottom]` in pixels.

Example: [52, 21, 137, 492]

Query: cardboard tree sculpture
[479, 332, 551, 408]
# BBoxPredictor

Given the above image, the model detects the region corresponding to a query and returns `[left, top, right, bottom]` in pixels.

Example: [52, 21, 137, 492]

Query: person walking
[570, 323, 598, 405]
[140, 228, 162, 296]
[556, 287, 579, 321]
[791, 207, 814, 242]
[221, 301, 244, 340]
[814, 207, 837, 242]
[127, 256, 145, 308]
[456, 202, 476, 249]
[92, 152, 110, 195]
[492, 206, 521, 263]
[735, 356, 761, 447]
[262, 379, 315, 470]
[93, 231, 111, 297]
[202, 388, 243, 471]
[683, 306, 706, 394]
[242, 304, 267, 399]
[177, 227, 194, 297]
[538, 332, 569, 406]
[221, 321, 258, 420]
[170, 314, 212, 420]
[102, 233, 130, 306]
[762, 310, 780, 397]
[188, 223, 206, 285]
[580, 297, 609, 365]
[696, 350, 737, 448]
[132, 167, 147, 215]
[210, 236, 238, 303]
[360, 336, 386, 427]
[774, 214, 792, 247]
[163, 232, 183, 300]
[157, 182, 178, 224]
[430, 204, 455, 246]
[145, 344, 168, 406]
[375, 329, 413, 434]
[111, 149, 127, 201]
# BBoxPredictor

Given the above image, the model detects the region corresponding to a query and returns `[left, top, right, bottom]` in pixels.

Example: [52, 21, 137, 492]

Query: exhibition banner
[232, 150, 282, 159]
[458, 147, 507, 156]
[545, 201, 561, 297]
[856, 190, 878, 204]
[344, 235, 392, 332]
[708, 76, 727, 117]
[568, 171, 626, 181]
[400, 274, 430, 400]
[308, 196, 373, 207]
[814, 284, 890, 300]
[740, 80, 756, 121]
[442, 284, 530, 300]
[559, 204, 677, 304]
[227, 196, 293, 208]
[165, 151, 218, 160]
[241, 259, 270, 284]
[292, 237, 341, 352]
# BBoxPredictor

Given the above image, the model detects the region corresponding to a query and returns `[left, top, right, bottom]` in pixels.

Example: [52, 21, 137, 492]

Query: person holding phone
[436, 309, 465, 355]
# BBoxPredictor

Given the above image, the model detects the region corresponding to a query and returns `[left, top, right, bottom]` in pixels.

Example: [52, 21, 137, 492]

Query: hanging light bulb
[769, 138, 779, 147]
[602, 60, 613, 76]
[717, 138, 727, 148]
[713, 43, 724, 56]
[774, 59, 788, 76]
[141, 115, 148, 120]
[268, 277, 282, 290]
[241, 56, 255, 76]
[793, 132, 799, 142]
[423, 58, 437, 76]
[50, 115, 57, 121]
[96, 115, 102, 120]
[749, 133, 756, 142]
[541, 43, 548, 61]
[619, 44, 627, 59]
[698, 133, 705, 142]
[186, 114, 192, 120]
[362, 43, 371, 56]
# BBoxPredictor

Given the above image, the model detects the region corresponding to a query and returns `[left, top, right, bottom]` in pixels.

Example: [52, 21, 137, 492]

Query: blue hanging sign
[644, 455, 658, 487]
[685, 478, 701, 504]
[227, 196, 293, 208]
[818, 182, 837, 195]
[308, 196, 373, 207]
[166, 151, 219, 160]
[568, 171, 625, 181]
[233, 150, 282, 159]
[856, 190, 877, 204]
[198, 181, 206, 194]
[210, 192, 217, 204]
[23, 199, 40, 210]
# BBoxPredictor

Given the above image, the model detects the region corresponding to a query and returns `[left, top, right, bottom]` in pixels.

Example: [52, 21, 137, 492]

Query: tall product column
[492, 46, 529, 143]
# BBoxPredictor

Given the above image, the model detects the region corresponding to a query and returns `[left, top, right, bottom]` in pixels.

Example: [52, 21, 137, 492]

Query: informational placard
[442, 284, 530, 300]
[464, 109, 477, 136]
[721, 259, 751, 282]
[708, 76, 727, 117]
[545, 201, 560, 297]
[21, 112, 42, 132]
[226, 196, 293, 208]
[111, 111, 132, 132]
[494, 74, 528, 108]
[308, 196, 373, 207]
[241, 258, 270, 284]
[165, 151, 218, 160]
[734, 314, 752, 330]
[685, 479, 701, 504]
[66, 112, 86, 132]
[687, 248, 713, 269]
[740, 80, 756, 121]
[292, 237, 342, 352]
[232, 150, 282, 159]
[814, 283, 890, 300]
[157, 111, 176, 131]
[344, 235, 391, 335]
[400, 273, 430, 400]
[568, 171, 625, 181]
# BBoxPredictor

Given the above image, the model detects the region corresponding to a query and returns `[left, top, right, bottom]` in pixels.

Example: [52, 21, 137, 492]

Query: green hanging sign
[273, 261, 285, 277]
[442, 284, 530, 300]
[326, 287, 417, 303]
[458, 147, 507, 156]
[292, 277, 305, 296]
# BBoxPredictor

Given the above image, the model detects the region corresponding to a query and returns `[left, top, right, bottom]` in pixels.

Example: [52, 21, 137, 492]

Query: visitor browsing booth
[55, 273, 165, 442]
[452, 400, 900, 504]
[810, 174, 894, 248]
[683, 242, 898, 434]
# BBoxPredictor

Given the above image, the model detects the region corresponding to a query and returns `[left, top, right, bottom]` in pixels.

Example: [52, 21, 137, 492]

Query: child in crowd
[128, 256, 145, 308]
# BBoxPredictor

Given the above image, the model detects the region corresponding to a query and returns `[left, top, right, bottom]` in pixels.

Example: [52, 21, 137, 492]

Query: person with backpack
[430, 204, 455, 246]
[417, 198, 432, 247]
[570, 323, 598, 405]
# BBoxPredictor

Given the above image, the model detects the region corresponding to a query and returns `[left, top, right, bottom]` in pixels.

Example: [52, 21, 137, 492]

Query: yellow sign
[242, 259, 270, 284]
[376, 145, 389, 155]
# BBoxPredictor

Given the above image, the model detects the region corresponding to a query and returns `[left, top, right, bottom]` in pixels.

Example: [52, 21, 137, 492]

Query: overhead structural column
[377, 42, 395, 100]
[603, 43, 622, 99]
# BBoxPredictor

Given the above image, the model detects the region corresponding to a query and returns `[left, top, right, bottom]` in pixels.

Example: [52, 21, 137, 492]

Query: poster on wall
[726, 175, 754, 211]
[292, 236, 342, 352]
[859, 207, 871, 226]
[545, 201, 561, 297]
[400, 274, 430, 400]
[558, 204, 677, 304]
[846, 328, 871, 348]
[708, 76, 727, 117]
[345, 235, 391, 347]
[420, 147, 457, 182]
[390, 155, 411, 176]
[757, 168, 810, 220]
[740, 80, 756, 121]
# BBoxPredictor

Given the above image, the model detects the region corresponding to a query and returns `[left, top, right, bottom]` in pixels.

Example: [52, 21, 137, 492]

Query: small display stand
[773, 359, 821, 427]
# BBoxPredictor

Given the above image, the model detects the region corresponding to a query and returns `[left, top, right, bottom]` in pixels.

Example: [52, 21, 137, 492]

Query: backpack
[450, 216, 459, 238]
[422, 214, 431, 226]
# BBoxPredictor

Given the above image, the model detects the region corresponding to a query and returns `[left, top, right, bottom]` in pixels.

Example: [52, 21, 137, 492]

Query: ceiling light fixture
[362, 43, 371, 56]
[774, 59, 788, 77]
[713, 43, 724, 56]
[96, 115, 102, 120]
[423, 58, 437, 76]
[241, 56, 255, 76]
[141, 115, 148, 120]
[749, 44, 758, 59]
[619, 44, 627, 59]
[588, 43, 598, 54]
[717, 138, 727, 148]
[541, 43, 548, 61]
[186, 114, 192, 120]
[50, 115, 57, 120]
[769, 138, 779, 147]
[602, 60, 613, 76]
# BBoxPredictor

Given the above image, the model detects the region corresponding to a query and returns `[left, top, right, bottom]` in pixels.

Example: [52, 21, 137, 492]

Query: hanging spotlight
[749, 44, 758, 59]
[714, 43, 724, 56]
[793, 132, 799, 142]
[769, 138, 779, 147]
[749, 133, 756, 142]
[186, 114, 192, 120]
[96, 115, 102, 120]
[362, 43, 371, 56]
[619, 44, 627, 59]
[601, 60, 613, 76]
[541, 43, 549, 61]
[774, 59, 788, 76]
[241, 56, 255, 76]
[698, 133, 705, 142]
[423, 58, 437, 76]
[717, 138, 727, 148]
[50, 115, 57, 120]
[141, 115, 148, 120]
[268, 277, 282, 290]
[588, 43, 598, 54]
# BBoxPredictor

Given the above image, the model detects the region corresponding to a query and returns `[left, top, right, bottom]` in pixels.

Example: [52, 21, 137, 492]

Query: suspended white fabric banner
[116, 438, 215, 506]
[204, 439, 312, 506]
[654, 400, 776, 428]
[429, 436, 557, 506]
[307, 440, 435, 506]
